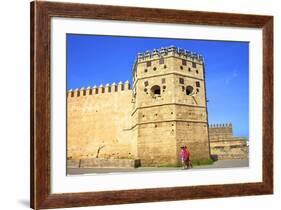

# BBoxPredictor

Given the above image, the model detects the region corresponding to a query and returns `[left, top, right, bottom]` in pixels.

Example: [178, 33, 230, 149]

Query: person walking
[185, 146, 192, 168]
[180, 146, 188, 169]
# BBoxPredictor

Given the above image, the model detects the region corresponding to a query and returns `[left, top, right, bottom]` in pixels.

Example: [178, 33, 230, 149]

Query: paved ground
[67, 159, 249, 175]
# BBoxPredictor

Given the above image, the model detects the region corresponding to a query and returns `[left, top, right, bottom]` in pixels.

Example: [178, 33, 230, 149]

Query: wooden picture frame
[30, 1, 273, 209]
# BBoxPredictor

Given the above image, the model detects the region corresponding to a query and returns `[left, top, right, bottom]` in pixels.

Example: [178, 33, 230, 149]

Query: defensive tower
[131, 46, 210, 166]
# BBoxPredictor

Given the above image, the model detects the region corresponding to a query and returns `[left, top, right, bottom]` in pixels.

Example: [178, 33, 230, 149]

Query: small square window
[188, 67, 191, 72]
[179, 78, 184, 84]
[144, 69, 148, 73]
[192, 62, 196, 68]
[147, 61, 151, 67]
[182, 60, 187, 66]
[144, 81, 149, 87]
[162, 78, 166, 84]
[196, 81, 200, 87]
[159, 58, 164, 64]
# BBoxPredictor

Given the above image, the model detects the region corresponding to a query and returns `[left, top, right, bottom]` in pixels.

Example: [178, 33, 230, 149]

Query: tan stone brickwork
[67, 46, 247, 167]
[209, 124, 248, 160]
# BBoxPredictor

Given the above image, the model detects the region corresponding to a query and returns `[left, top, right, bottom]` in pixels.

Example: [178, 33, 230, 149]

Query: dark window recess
[89, 89, 92, 95]
[144, 88, 147, 92]
[108, 87, 111, 92]
[182, 86, 185, 91]
[159, 57, 164, 64]
[180, 66, 183, 70]
[179, 78, 184, 84]
[164, 65, 167, 69]
[95, 89, 98, 94]
[162, 78, 166, 84]
[186, 86, 194, 95]
[182, 59, 187, 66]
[188, 67, 191, 72]
[83, 90, 86, 96]
[77, 91, 80, 97]
[71, 91, 74, 97]
[163, 85, 166, 89]
[154, 88, 160, 95]
[196, 70, 199, 74]
[114, 86, 118, 92]
[192, 62, 196, 68]
[144, 69, 148, 73]
[121, 84, 124, 91]
[196, 81, 200, 87]
[101, 87, 105, 93]
[151, 85, 161, 97]
[147, 61, 151, 67]
[153, 67, 157, 71]
[144, 81, 149, 87]
[197, 88, 200, 93]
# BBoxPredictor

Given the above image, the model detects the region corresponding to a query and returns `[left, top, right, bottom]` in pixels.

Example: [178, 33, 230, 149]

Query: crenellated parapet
[209, 123, 232, 128]
[67, 80, 131, 98]
[208, 123, 234, 142]
[136, 46, 204, 64]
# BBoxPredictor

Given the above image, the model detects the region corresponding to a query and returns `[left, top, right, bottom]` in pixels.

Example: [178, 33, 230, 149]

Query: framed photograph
[30, 1, 273, 209]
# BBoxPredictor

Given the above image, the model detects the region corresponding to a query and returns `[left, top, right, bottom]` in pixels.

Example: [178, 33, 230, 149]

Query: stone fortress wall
[209, 123, 248, 160]
[67, 81, 136, 160]
[67, 46, 248, 167]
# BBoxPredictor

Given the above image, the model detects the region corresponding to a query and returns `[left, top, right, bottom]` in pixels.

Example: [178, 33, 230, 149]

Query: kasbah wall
[67, 46, 248, 167]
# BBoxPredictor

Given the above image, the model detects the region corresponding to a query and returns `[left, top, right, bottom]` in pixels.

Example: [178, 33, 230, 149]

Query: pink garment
[181, 149, 188, 160]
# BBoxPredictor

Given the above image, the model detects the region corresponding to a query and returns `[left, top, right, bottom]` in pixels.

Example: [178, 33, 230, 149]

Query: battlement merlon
[135, 46, 204, 64]
[67, 81, 131, 98]
[209, 123, 232, 128]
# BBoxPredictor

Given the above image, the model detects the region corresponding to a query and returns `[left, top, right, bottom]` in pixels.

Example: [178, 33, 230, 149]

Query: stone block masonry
[67, 46, 248, 167]
[209, 123, 248, 160]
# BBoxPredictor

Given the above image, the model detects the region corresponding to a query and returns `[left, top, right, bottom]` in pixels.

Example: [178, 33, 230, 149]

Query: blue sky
[67, 34, 249, 138]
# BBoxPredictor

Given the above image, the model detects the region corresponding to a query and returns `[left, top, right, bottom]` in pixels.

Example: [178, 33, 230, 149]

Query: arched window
[186, 86, 194, 95]
[150, 85, 161, 97]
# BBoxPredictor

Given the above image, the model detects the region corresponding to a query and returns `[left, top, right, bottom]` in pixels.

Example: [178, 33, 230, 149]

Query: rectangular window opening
[179, 78, 184, 84]
[192, 62, 196, 68]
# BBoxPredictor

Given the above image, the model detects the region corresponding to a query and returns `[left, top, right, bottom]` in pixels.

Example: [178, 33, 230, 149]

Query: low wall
[210, 140, 248, 160]
[67, 158, 141, 168]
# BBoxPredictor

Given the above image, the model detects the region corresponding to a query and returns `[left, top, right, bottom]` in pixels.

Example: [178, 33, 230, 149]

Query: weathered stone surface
[209, 124, 248, 160]
[67, 46, 248, 167]
[67, 158, 140, 168]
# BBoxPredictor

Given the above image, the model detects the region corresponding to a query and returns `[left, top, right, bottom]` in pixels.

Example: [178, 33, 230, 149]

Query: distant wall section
[67, 81, 136, 160]
[209, 124, 248, 160]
